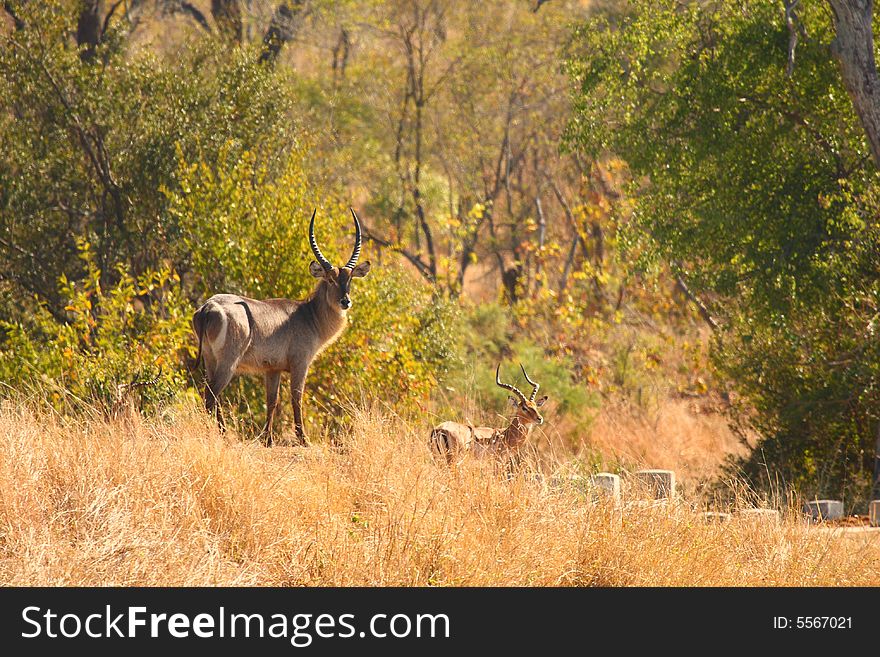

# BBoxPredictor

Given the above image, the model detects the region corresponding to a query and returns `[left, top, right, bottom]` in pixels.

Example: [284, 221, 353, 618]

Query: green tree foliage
[0, 1, 297, 317]
[0, 0, 462, 434]
[0, 239, 192, 414]
[166, 148, 463, 430]
[566, 0, 880, 499]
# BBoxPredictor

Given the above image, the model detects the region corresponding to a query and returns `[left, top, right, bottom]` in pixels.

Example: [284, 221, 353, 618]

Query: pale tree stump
[590, 472, 621, 502]
[803, 500, 844, 522]
[634, 469, 676, 500]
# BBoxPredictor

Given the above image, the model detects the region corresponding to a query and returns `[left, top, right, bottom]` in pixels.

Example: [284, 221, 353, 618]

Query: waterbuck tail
[193, 306, 208, 371]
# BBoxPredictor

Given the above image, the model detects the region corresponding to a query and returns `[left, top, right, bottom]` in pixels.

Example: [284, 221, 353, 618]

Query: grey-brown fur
[192, 209, 370, 445]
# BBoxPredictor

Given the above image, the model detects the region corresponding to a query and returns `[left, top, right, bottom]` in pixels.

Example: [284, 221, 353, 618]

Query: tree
[0, 2, 298, 317]
[828, 0, 880, 167]
[566, 0, 880, 501]
[299, 0, 592, 301]
[826, 0, 880, 500]
[260, 0, 306, 64]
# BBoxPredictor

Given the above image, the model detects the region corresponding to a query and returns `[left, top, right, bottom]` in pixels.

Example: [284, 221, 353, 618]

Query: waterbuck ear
[535, 395, 549, 408]
[350, 261, 372, 278]
[309, 261, 325, 278]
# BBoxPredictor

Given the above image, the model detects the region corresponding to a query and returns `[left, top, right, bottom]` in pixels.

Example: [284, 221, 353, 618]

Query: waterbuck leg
[289, 364, 310, 446]
[205, 366, 235, 433]
[262, 370, 282, 447]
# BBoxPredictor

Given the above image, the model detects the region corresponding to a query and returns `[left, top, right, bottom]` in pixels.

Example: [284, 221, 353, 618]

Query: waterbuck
[192, 208, 371, 445]
[430, 363, 548, 464]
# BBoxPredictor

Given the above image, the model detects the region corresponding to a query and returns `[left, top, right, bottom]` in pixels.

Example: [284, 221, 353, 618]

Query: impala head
[496, 363, 548, 425]
[308, 208, 372, 310]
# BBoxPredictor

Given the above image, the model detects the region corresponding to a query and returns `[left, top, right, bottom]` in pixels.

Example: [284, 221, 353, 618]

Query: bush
[0, 240, 191, 414]
[0, 2, 298, 321]
[717, 292, 880, 505]
[565, 0, 880, 498]
[165, 148, 464, 433]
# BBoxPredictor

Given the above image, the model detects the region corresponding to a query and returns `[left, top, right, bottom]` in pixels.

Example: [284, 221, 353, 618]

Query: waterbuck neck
[303, 278, 348, 343]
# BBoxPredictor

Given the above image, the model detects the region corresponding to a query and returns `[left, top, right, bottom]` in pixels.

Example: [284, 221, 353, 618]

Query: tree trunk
[211, 0, 242, 44]
[828, 0, 880, 169]
[261, 1, 305, 65]
[591, 220, 605, 265]
[873, 421, 880, 500]
[3, 2, 26, 30]
[76, 0, 104, 61]
[332, 27, 351, 84]
[826, 2, 880, 497]
[558, 235, 579, 294]
[502, 263, 522, 305]
[411, 99, 437, 281]
[534, 194, 546, 291]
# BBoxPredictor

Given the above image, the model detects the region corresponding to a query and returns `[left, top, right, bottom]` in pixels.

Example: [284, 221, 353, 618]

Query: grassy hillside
[0, 402, 876, 586]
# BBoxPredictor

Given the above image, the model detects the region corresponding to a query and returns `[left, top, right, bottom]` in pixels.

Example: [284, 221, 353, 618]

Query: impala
[192, 208, 371, 445]
[430, 363, 548, 463]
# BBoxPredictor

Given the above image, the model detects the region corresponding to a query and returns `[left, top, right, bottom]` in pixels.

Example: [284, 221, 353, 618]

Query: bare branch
[102, 0, 125, 36]
[532, 0, 552, 12]
[362, 227, 436, 283]
[546, 176, 589, 257]
[784, 0, 807, 78]
[673, 262, 719, 331]
[162, 0, 212, 33]
[558, 235, 578, 293]
[260, 0, 306, 65]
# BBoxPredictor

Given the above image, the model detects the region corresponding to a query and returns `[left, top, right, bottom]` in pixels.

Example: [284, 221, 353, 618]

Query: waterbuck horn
[344, 207, 362, 270]
[496, 363, 527, 404]
[309, 208, 334, 272]
[520, 363, 540, 401]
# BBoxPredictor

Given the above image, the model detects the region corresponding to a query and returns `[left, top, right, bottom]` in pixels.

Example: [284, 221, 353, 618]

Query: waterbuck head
[496, 363, 548, 425]
[308, 208, 372, 311]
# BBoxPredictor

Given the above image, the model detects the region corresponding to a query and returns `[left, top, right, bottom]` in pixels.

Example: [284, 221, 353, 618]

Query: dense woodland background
[2, 0, 880, 506]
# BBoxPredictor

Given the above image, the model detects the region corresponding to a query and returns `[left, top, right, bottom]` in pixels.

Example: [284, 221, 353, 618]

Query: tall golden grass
[585, 399, 751, 483]
[0, 400, 877, 586]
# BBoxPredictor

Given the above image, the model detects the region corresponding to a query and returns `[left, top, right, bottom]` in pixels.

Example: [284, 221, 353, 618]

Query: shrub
[0, 240, 191, 414]
[0, 2, 298, 321]
[165, 149, 464, 434]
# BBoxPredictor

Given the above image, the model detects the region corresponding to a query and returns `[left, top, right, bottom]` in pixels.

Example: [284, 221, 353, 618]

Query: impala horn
[496, 363, 528, 404]
[520, 363, 540, 402]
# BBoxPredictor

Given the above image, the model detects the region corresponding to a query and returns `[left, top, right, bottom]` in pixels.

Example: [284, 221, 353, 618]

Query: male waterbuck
[192, 208, 371, 445]
[430, 363, 549, 464]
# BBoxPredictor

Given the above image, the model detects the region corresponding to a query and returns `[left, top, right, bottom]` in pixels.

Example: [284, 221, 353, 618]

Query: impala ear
[350, 261, 372, 278]
[309, 261, 326, 278]
[508, 396, 519, 407]
[535, 395, 548, 407]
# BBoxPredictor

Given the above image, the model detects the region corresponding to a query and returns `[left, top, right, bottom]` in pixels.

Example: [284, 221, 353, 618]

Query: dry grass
[586, 398, 750, 482]
[0, 401, 878, 586]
